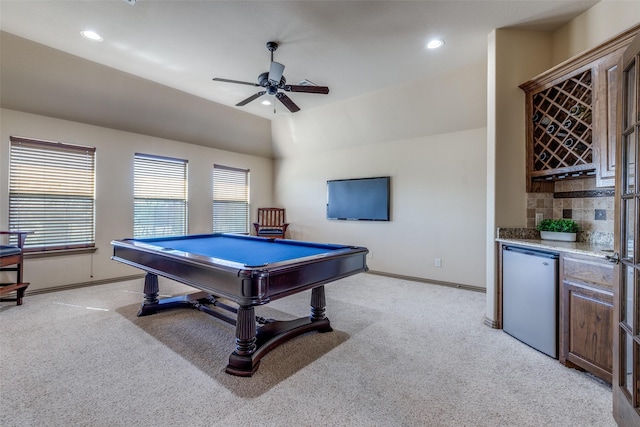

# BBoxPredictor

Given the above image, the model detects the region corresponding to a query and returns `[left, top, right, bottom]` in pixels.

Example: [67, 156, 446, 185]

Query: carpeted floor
[1, 273, 614, 426]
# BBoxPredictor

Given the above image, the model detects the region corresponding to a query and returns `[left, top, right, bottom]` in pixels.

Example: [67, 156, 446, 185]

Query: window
[213, 165, 249, 233]
[134, 153, 188, 238]
[9, 136, 96, 251]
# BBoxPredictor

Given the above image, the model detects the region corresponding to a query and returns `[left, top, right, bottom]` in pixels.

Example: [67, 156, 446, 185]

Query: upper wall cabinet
[520, 25, 640, 192]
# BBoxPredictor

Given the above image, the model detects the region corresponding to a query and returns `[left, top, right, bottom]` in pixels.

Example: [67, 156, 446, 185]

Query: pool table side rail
[113, 238, 250, 271]
[112, 234, 360, 270]
[111, 244, 247, 302]
[262, 251, 369, 301]
[125, 233, 349, 249]
[111, 240, 369, 306]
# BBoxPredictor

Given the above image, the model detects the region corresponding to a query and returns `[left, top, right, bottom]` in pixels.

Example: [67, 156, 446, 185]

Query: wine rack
[521, 24, 639, 192]
[531, 69, 593, 174]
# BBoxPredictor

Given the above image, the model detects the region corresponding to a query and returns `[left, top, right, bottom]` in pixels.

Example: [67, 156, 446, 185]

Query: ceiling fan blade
[276, 92, 300, 113]
[213, 78, 260, 87]
[236, 91, 266, 106]
[269, 61, 285, 85]
[283, 85, 330, 94]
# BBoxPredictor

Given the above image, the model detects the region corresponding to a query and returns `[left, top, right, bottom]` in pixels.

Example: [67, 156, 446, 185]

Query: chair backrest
[257, 208, 286, 227]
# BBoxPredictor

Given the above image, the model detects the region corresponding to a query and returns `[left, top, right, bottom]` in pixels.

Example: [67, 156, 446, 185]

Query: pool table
[111, 233, 368, 376]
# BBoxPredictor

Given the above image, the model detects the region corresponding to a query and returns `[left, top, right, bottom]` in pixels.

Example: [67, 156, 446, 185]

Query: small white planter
[540, 231, 577, 242]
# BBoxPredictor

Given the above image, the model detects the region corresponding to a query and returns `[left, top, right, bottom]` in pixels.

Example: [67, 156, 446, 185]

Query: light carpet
[0, 273, 614, 426]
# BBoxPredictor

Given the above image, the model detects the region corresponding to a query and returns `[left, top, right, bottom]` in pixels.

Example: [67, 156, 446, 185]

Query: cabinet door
[560, 280, 614, 383]
[594, 48, 625, 187]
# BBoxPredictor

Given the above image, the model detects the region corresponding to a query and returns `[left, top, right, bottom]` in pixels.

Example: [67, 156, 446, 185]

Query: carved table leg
[137, 273, 159, 316]
[226, 305, 258, 376]
[310, 285, 328, 321]
[234, 306, 257, 355]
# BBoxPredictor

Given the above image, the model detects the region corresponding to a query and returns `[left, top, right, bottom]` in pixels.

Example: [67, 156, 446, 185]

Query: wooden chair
[253, 208, 289, 239]
[0, 231, 31, 305]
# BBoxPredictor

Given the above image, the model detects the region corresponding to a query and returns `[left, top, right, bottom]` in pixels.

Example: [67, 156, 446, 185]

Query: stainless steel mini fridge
[502, 245, 559, 358]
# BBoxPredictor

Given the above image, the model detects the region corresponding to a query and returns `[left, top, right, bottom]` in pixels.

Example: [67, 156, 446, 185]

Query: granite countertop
[496, 228, 615, 258]
[496, 237, 614, 258]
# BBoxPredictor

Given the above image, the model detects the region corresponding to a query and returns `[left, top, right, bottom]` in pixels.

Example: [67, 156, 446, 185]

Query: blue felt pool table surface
[131, 234, 351, 267]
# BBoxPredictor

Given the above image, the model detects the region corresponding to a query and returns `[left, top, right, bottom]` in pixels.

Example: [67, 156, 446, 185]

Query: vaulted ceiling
[0, 1, 599, 157]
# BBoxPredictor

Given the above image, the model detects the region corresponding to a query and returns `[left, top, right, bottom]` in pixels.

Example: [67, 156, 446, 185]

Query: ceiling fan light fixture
[426, 39, 445, 49]
[81, 30, 103, 42]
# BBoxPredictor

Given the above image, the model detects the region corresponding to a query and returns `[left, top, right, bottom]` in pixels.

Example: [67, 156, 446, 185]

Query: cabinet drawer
[562, 254, 614, 289]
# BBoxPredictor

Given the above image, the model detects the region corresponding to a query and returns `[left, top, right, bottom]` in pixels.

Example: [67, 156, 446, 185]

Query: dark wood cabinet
[559, 253, 614, 383]
[520, 25, 639, 192]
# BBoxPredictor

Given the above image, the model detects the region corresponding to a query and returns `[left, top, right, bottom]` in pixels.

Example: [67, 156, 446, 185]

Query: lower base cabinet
[560, 281, 613, 383]
[559, 253, 614, 383]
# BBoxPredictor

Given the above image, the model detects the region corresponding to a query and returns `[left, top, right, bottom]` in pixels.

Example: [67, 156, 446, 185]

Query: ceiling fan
[212, 41, 330, 113]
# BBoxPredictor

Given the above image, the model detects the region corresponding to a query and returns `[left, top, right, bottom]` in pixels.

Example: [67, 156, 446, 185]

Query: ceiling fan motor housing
[258, 72, 286, 93]
[258, 72, 269, 86]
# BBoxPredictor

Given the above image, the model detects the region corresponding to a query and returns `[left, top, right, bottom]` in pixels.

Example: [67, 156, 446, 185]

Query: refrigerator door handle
[504, 245, 559, 259]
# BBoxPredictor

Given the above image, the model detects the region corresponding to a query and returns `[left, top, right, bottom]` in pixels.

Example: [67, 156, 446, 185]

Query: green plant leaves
[536, 218, 579, 233]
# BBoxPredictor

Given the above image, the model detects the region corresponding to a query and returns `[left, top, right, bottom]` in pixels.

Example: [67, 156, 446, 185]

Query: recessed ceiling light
[426, 39, 445, 49]
[81, 30, 103, 42]
[261, 99, 272, 106]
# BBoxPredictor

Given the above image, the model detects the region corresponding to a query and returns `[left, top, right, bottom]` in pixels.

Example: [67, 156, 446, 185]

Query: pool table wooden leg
[137, 273, 159, 316]
[226, 286, 334, 376]
[234, 306, 258, 355]
[310, 285, 327, 321]
[226, 305, 259, 376]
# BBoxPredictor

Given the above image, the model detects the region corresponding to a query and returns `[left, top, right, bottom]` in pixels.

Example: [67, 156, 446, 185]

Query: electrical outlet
[535, 213, 544, 226]
[435, 258, 442, 267]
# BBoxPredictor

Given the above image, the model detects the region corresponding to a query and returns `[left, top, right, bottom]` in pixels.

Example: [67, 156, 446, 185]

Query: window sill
[24, 247, 98, 259]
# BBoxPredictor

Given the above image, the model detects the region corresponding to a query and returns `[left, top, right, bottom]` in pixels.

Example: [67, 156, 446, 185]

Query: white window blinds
[9, 136, 96, 251]
[213, 165, 249, 233]
[134, 153, 188, 238]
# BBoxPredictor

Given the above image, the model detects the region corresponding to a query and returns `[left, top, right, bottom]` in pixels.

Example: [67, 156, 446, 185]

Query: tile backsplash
[526, 178, 614, 234]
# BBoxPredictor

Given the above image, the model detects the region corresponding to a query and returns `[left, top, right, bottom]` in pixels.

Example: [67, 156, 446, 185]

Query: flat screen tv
[326, 176, 390, 221]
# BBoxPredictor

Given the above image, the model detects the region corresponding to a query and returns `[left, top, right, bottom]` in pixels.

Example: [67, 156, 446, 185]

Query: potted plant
[536, 218, 579, 242]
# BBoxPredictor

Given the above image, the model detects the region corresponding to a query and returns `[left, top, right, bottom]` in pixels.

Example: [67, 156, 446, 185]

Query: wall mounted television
[326, 176, 390, 221]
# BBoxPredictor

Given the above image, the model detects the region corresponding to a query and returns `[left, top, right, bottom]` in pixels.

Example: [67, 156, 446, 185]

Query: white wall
[0, 109, 273, 291]
[272, 61, 488, 289]
[552, 1, 640, 65]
